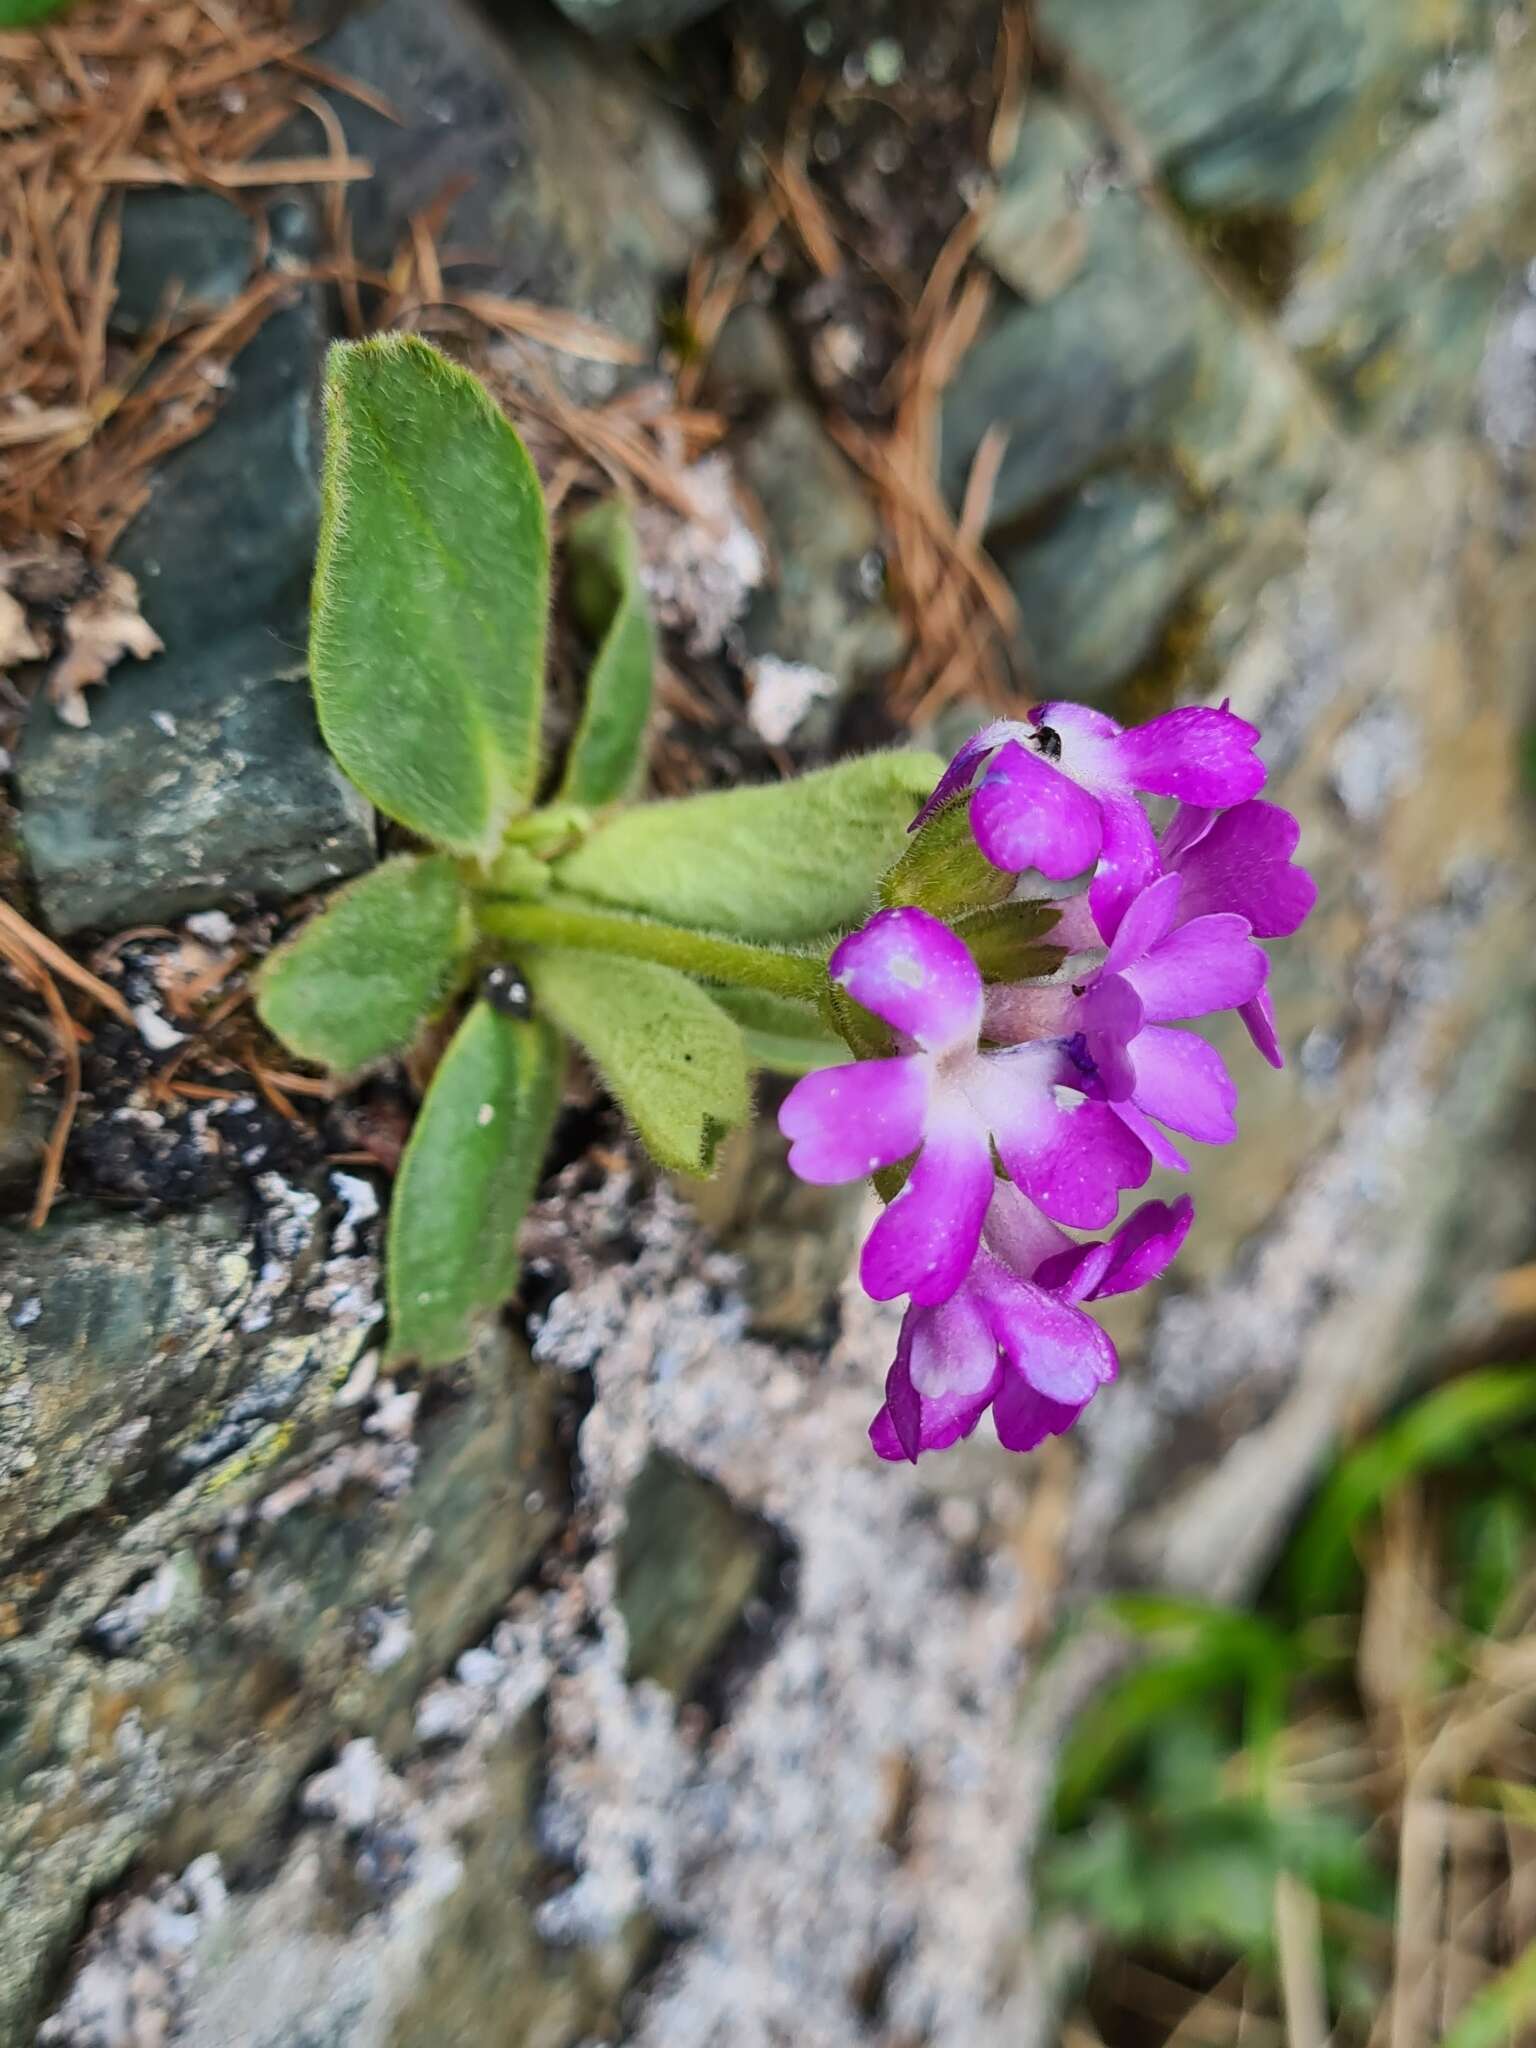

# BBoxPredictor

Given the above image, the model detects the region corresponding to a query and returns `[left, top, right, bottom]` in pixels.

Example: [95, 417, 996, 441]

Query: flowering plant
[260, 335, 1313, 1462]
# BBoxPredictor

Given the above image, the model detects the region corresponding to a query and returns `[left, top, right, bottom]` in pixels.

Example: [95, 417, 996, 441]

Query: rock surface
[9, 2, 1536, 2046]
[15, 221, 374, 936]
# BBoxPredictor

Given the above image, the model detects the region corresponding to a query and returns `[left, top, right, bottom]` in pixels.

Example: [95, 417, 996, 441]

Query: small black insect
[1033, 724, 1063, 761]
[480, 962, 533, 1019]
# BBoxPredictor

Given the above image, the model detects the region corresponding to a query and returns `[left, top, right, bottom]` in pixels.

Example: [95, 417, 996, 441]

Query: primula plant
[258, 333, 1315, 1465]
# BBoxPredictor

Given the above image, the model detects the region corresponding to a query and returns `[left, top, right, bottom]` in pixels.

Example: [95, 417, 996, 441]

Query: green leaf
[1441, 1941, 1536, 2048]
[879, 795, 1015, 918]
[312, 335, 550, 858]
[955, 900, 1065, 983]
[256, 854, 471, 1072]
[1284, 1366, 1536, 1617]
[558, 497, 655, 809]
[551, 750, 944, 945]
[386, 1003, 561, 1366]
[711, 988, 844, 1076]
[526, 948, 750, 1175]
[0, 0, 73, 21]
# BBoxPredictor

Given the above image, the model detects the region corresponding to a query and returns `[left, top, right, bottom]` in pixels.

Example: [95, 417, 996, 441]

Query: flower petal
[990, 1378, 1091, 1454]
[969, 738, 1103, 878]
[1111, 1098, 1190, 1172]
[779, 1055, 929, 1184]
[860, 1098, 994, 1305]
[870, 1313, 999, 1461]
[1129, 1026, 1238, 1145]
[1158, 801, 1217, 866]
[1089, 792, 1163, 940]
[1076, 972, 1144, 1101]
[830, 906, 982, 1052]
[908, 719, 1014, 833]
[908, 1285, 1000, 1397]
[981, 1178, 1073, 1276]
[869, 1380, 998, 1461]
[1240, 986, 1285, 1069]
[1171, 800, 1316, 937]
[976, 1051, 1153, 1228]
[1110, 705, 1267, 805]
[1032, 700, 1123, 788]
[980, 1268, 1118, 1404]
[1121, 913, 1268, 1022]
[1031, 1238, 1118, 1303]
[1103, 872, 1184, 972]
[1095, 1194, 1195, 1297]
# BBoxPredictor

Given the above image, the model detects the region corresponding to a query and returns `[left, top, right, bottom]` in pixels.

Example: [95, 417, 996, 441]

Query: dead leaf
[0, 587, 45, 670]
[46, 566, 163, 727]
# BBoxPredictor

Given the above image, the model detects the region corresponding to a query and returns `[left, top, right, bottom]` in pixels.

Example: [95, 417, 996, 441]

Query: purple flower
[985, 871, 1268, 1167]
[1161, 798, 1317, 1070]
[913, 701, 1267, 933]
[778, 907, 1152, 1305]
[869, 1187, 1194, 1462]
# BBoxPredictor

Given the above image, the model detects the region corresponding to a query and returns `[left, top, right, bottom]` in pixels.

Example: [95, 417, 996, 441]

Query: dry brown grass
[1075, 1474, 1536, 2048]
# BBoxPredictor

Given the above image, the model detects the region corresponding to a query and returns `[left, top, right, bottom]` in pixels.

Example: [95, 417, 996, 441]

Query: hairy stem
[478, 896, 827, 1002]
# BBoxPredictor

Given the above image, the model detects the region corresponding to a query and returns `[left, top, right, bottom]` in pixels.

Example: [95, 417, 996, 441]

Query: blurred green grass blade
[1285, 1367, 1536, 1617]
[1054, 1647, 1252, 1828]
[1441, 1941, 1536, 2048]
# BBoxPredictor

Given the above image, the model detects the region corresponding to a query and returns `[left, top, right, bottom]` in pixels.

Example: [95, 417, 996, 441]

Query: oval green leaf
[312, 334, 550, 858]
[550, 749, 944, 945]
[386, 1003, 562, 1367]
[256, 854, 471, 1073]
[558, 496, 655, 809]
[526, 948, 749, 1176]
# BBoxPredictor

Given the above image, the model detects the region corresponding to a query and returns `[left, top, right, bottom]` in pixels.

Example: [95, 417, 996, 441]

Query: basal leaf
[880, 794, 1015, 917]
[256, 854, 471, 1072]
[312, 335, 550, 858]
[558, 496, 655, 809]
[711, 987, 844, 1076]
[526, 948, 749, 1175]
[551, 749, 944, 945]
[386, 1003, 561, 1366]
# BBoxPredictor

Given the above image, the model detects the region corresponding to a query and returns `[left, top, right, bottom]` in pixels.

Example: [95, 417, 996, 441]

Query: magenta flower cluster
[779, 701, 1316, 1464]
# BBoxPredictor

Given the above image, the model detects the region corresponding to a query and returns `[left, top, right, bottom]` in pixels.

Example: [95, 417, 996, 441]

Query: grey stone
[616, 1451, 778, 1693]
[16, 280, 373, 935]
[1034, 0, 1423, 214]
[546, 0, 722, 37]
[309, 0, 713, 386]
[997, 474, 1202, 701]
[111, 189, 255, 336]
[943, 181, 1204, 523]
[0, 1188, 563, 2044]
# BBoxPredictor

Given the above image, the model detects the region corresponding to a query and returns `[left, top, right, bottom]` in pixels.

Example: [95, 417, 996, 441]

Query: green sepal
[711, 987, 844, 1076]
[557, 497, 655, 809]
[822, 979, 893, 1062]
[255, 854, 472, 1073]
[526, 948, 750, 1176]
[879, 795, 1015, 918]
[386, 1003, 562, 1367]
[311, 335, 550, 859]
[953, 900, 1066, 983]
[550, 749, 944, 945]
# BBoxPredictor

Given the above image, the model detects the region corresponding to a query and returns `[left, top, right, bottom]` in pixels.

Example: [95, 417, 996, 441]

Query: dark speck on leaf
[481, 963, 533, 1019]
